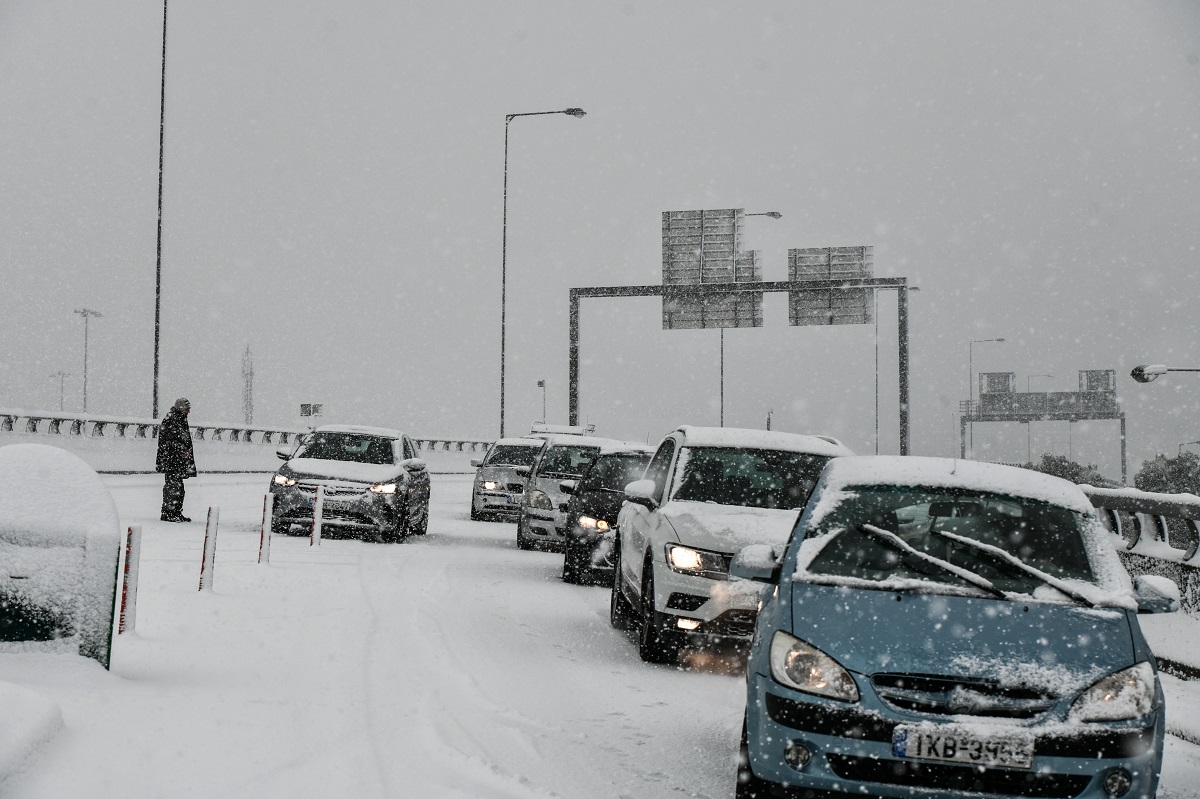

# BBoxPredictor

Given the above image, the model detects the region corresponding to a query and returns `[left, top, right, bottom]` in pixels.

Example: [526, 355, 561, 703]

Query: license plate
[506, 496, 520, 505]
[892, 725, 1033, 769]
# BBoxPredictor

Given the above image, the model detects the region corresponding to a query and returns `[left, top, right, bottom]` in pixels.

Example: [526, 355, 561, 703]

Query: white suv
[610, 426, 852, 664]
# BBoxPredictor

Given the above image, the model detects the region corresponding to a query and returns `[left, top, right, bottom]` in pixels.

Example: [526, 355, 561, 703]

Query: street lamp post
[721, 211, 782, 427]
[1026, 374, 1053, 463]
[537, 379, 546, 424]
[49, 371, 70, 412]
[153, 0, 169, 419]
[500, 107, 586, 438]
[967, 337, 1005, 458]
[74, 308, 103, 412]
[1131, 364, 1200, 383]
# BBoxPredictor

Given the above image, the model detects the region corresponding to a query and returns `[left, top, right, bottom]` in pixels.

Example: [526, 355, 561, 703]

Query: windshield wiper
[855, 523, 1008, 601]
[930, 530, 1097, 608]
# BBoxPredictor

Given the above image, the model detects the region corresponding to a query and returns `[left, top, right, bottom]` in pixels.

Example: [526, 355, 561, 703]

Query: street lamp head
[746, 211, 782, 218]
[562, 108, 587, 118]
[1131, 364, 1168, 383]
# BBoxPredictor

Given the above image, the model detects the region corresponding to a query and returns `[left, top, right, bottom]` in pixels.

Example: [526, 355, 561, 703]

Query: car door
[620, 437, 677, 598]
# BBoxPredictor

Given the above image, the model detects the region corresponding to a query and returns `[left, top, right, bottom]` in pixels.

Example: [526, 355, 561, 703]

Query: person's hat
[173, 398, 191, 410]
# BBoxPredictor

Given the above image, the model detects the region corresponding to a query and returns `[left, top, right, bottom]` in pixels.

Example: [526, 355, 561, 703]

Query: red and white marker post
[198, 505, 220, 591]
[118, 525, 142, 634]
[259, 493, 273, 564]
[310, 485, 324, 546]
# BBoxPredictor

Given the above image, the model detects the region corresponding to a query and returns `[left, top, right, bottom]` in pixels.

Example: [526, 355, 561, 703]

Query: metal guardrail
[1081, 484, 1200, 612]
[0, 408, 492, 453]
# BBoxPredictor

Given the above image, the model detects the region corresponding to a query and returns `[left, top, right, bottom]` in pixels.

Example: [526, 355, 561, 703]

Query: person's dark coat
[156, 407, 197, 477]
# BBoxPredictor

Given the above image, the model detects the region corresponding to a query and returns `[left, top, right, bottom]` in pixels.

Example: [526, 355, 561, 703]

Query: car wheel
[609, 537, 636, 630]
[562, 543, 584, 584]
[470, 502, 482, 521]
[638, 565, 682, 665]
[735, 716, 776, 799]
[270, 514, 291, 536]
[407, 504, 429, 536]
[516, 514, 535, 551]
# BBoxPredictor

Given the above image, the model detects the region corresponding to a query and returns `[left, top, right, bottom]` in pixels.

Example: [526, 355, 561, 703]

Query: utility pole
[74, 308, 103, 412]
[766, 408, 773, 431]
[242, 345, 254, 425]
[49, 371, 70, 412]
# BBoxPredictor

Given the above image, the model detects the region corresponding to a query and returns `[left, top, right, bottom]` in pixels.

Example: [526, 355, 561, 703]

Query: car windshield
[804, 485, 1097, 594]
[485, 444, 540, 467]
[671, 447, 830, 510]
[582, 453, 652, 492]
[294, 433, 395, 465]
[538, 445, 600, 478]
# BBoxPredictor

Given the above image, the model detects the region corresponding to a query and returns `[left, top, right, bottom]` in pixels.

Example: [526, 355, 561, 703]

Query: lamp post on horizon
[152, 0, 169, 419]
[49, 371, 70, 412]
[721, 210, 782, 426]
[967, 337, 1006, 458]
[537, 379, 546, 424]
[74, 308, 103, 412]
[500, 107, 586, 438]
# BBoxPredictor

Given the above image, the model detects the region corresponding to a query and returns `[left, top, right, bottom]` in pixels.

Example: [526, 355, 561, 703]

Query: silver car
[269, 424, 431, 543]
[469, 437, 543, 521]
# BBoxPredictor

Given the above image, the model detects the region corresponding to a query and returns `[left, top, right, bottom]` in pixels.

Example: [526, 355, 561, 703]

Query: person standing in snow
[157, 397, 197, 522]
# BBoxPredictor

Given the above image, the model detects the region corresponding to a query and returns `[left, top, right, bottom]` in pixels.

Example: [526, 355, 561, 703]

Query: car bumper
[271, 482, 402, 535]
[474, 489, 523, 515]
[565, 527, 616, 573]
[523, 507, 568, 548]
[650, 563, 767, 642]
[743, 671, 1163, 799]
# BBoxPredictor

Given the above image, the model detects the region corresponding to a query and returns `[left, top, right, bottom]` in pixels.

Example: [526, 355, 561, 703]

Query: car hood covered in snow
[283, 458, 401, 485]
[788, 582, 1138, 692]
[659, 501, 799, 554]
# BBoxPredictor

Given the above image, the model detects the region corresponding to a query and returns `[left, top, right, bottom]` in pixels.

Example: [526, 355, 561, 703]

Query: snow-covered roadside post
[118, 525, 142, 633]
[310, 486, 324, 546]
[198, 506, 219, 591]
[258, 494, 273, 564]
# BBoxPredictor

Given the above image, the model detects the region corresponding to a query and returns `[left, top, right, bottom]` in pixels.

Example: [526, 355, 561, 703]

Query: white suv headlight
[665, 543, 728, 578]
[769, 631, 859, 702]
[1070, 662, 1156, 722]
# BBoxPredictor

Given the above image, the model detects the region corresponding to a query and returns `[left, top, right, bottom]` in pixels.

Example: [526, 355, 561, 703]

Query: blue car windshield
[804, 486, 1096, 593]
[295, 433, 395, 465]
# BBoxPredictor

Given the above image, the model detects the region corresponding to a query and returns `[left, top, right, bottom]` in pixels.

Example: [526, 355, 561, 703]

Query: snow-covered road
[4, 473, 1200, 797]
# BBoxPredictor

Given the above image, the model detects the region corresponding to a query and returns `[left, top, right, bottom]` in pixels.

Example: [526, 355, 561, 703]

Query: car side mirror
[624, 479, 658, 510]
[559, 479, 578, 495]
[275, 446, 291, 460]
[470, 459, 482, 468]
[1134, 575, 1180, 613]
[514, 466, 531, 477]
[401, 458, 427, 472]
[730, 544, 782, 584]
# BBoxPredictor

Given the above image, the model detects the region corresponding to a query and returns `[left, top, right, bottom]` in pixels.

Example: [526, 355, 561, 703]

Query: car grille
[666, 593, 707, 611]
[506, 482, 525, 492]
[871, 673, 1056, 719]
[826, 755, 1089, 798]
[295, 482, 366, 499]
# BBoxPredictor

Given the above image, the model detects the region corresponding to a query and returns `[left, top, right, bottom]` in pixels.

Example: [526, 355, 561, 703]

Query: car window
[294, 433, 396, 465]
[670, 447, 829, 510]
[644, 440, 676, 502]
[485, 444, 541, 467]
[804, 485, 1097, 591]
[581, 453, 652, 492]
[536, 445, 600, 478]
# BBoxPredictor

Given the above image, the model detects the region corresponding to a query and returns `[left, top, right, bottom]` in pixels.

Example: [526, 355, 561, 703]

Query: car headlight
[1070, 662, 1156, 722]
[528, 489, 554, 510]
[577, 515, 610, 531]
[369, 482, 398, 494]
[665, 543, 728, 578]
[769, 630, 859, 702]
[272, 473, 296, 487]
[481, 480, 501, 491]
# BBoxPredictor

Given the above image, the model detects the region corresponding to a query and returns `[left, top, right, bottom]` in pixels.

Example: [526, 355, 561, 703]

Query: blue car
[732, 456, 1180, 799]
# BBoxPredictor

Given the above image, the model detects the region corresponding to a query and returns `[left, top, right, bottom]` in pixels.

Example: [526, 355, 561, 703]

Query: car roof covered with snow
[313, 424, 405, 439]
[816, 455, 1095, 514]
[673, 426, 854, 457]
[535, 434, 637, 449]
[490, 437, 545, 448]
[597, 442, 655, 456]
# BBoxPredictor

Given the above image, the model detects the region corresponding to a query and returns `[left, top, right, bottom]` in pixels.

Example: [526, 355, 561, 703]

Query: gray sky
[2, 0, 1198, 482]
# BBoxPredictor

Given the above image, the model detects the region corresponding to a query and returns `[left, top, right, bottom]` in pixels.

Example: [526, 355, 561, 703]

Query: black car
[560, 445, 653, 584]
